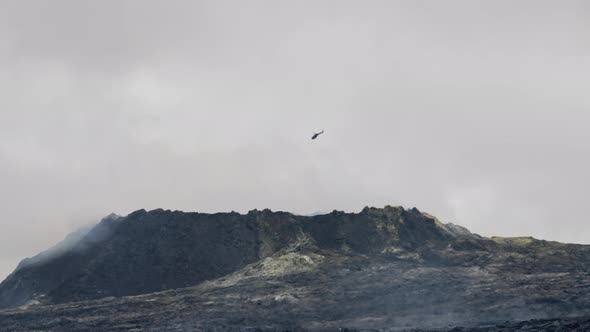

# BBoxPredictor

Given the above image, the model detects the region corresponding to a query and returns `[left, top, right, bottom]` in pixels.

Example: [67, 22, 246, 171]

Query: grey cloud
[1, 0, 589, 280]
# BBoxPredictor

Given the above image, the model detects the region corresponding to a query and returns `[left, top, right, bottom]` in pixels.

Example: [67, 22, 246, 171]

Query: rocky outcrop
[0, 206, 459, 309]
[1, 205, 589, 331]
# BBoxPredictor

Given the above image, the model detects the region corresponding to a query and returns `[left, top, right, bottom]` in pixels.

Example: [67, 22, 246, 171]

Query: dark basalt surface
[1, 206, 589, 331]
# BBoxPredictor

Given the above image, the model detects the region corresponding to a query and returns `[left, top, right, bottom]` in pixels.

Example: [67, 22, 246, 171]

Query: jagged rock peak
[0, 205, 468, 309]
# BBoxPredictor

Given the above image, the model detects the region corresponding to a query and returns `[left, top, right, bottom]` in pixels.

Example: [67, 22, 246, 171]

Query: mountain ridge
[0, 205, 471, 309]
[1, 205, 590, 331]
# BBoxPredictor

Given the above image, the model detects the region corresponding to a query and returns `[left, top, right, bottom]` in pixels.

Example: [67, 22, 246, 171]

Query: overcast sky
[1, 0, 589, 281]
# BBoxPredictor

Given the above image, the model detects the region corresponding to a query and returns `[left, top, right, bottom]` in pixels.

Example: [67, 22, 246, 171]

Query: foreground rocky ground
[2, 248, 590, 331]
[1, 207, 589, 331]
[443, 317, 590, 332]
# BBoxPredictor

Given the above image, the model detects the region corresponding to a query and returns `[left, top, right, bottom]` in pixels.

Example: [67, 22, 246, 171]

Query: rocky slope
[1, 206, 590, 331]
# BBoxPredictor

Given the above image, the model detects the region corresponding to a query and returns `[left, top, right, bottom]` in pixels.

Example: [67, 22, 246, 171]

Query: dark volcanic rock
[445, 316, 590, 331]
[0, 206, 453, 309]
[1, 206, 590, 331]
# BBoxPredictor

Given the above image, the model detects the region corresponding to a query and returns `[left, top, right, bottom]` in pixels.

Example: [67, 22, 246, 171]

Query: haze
[1, 0, 589, 281]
